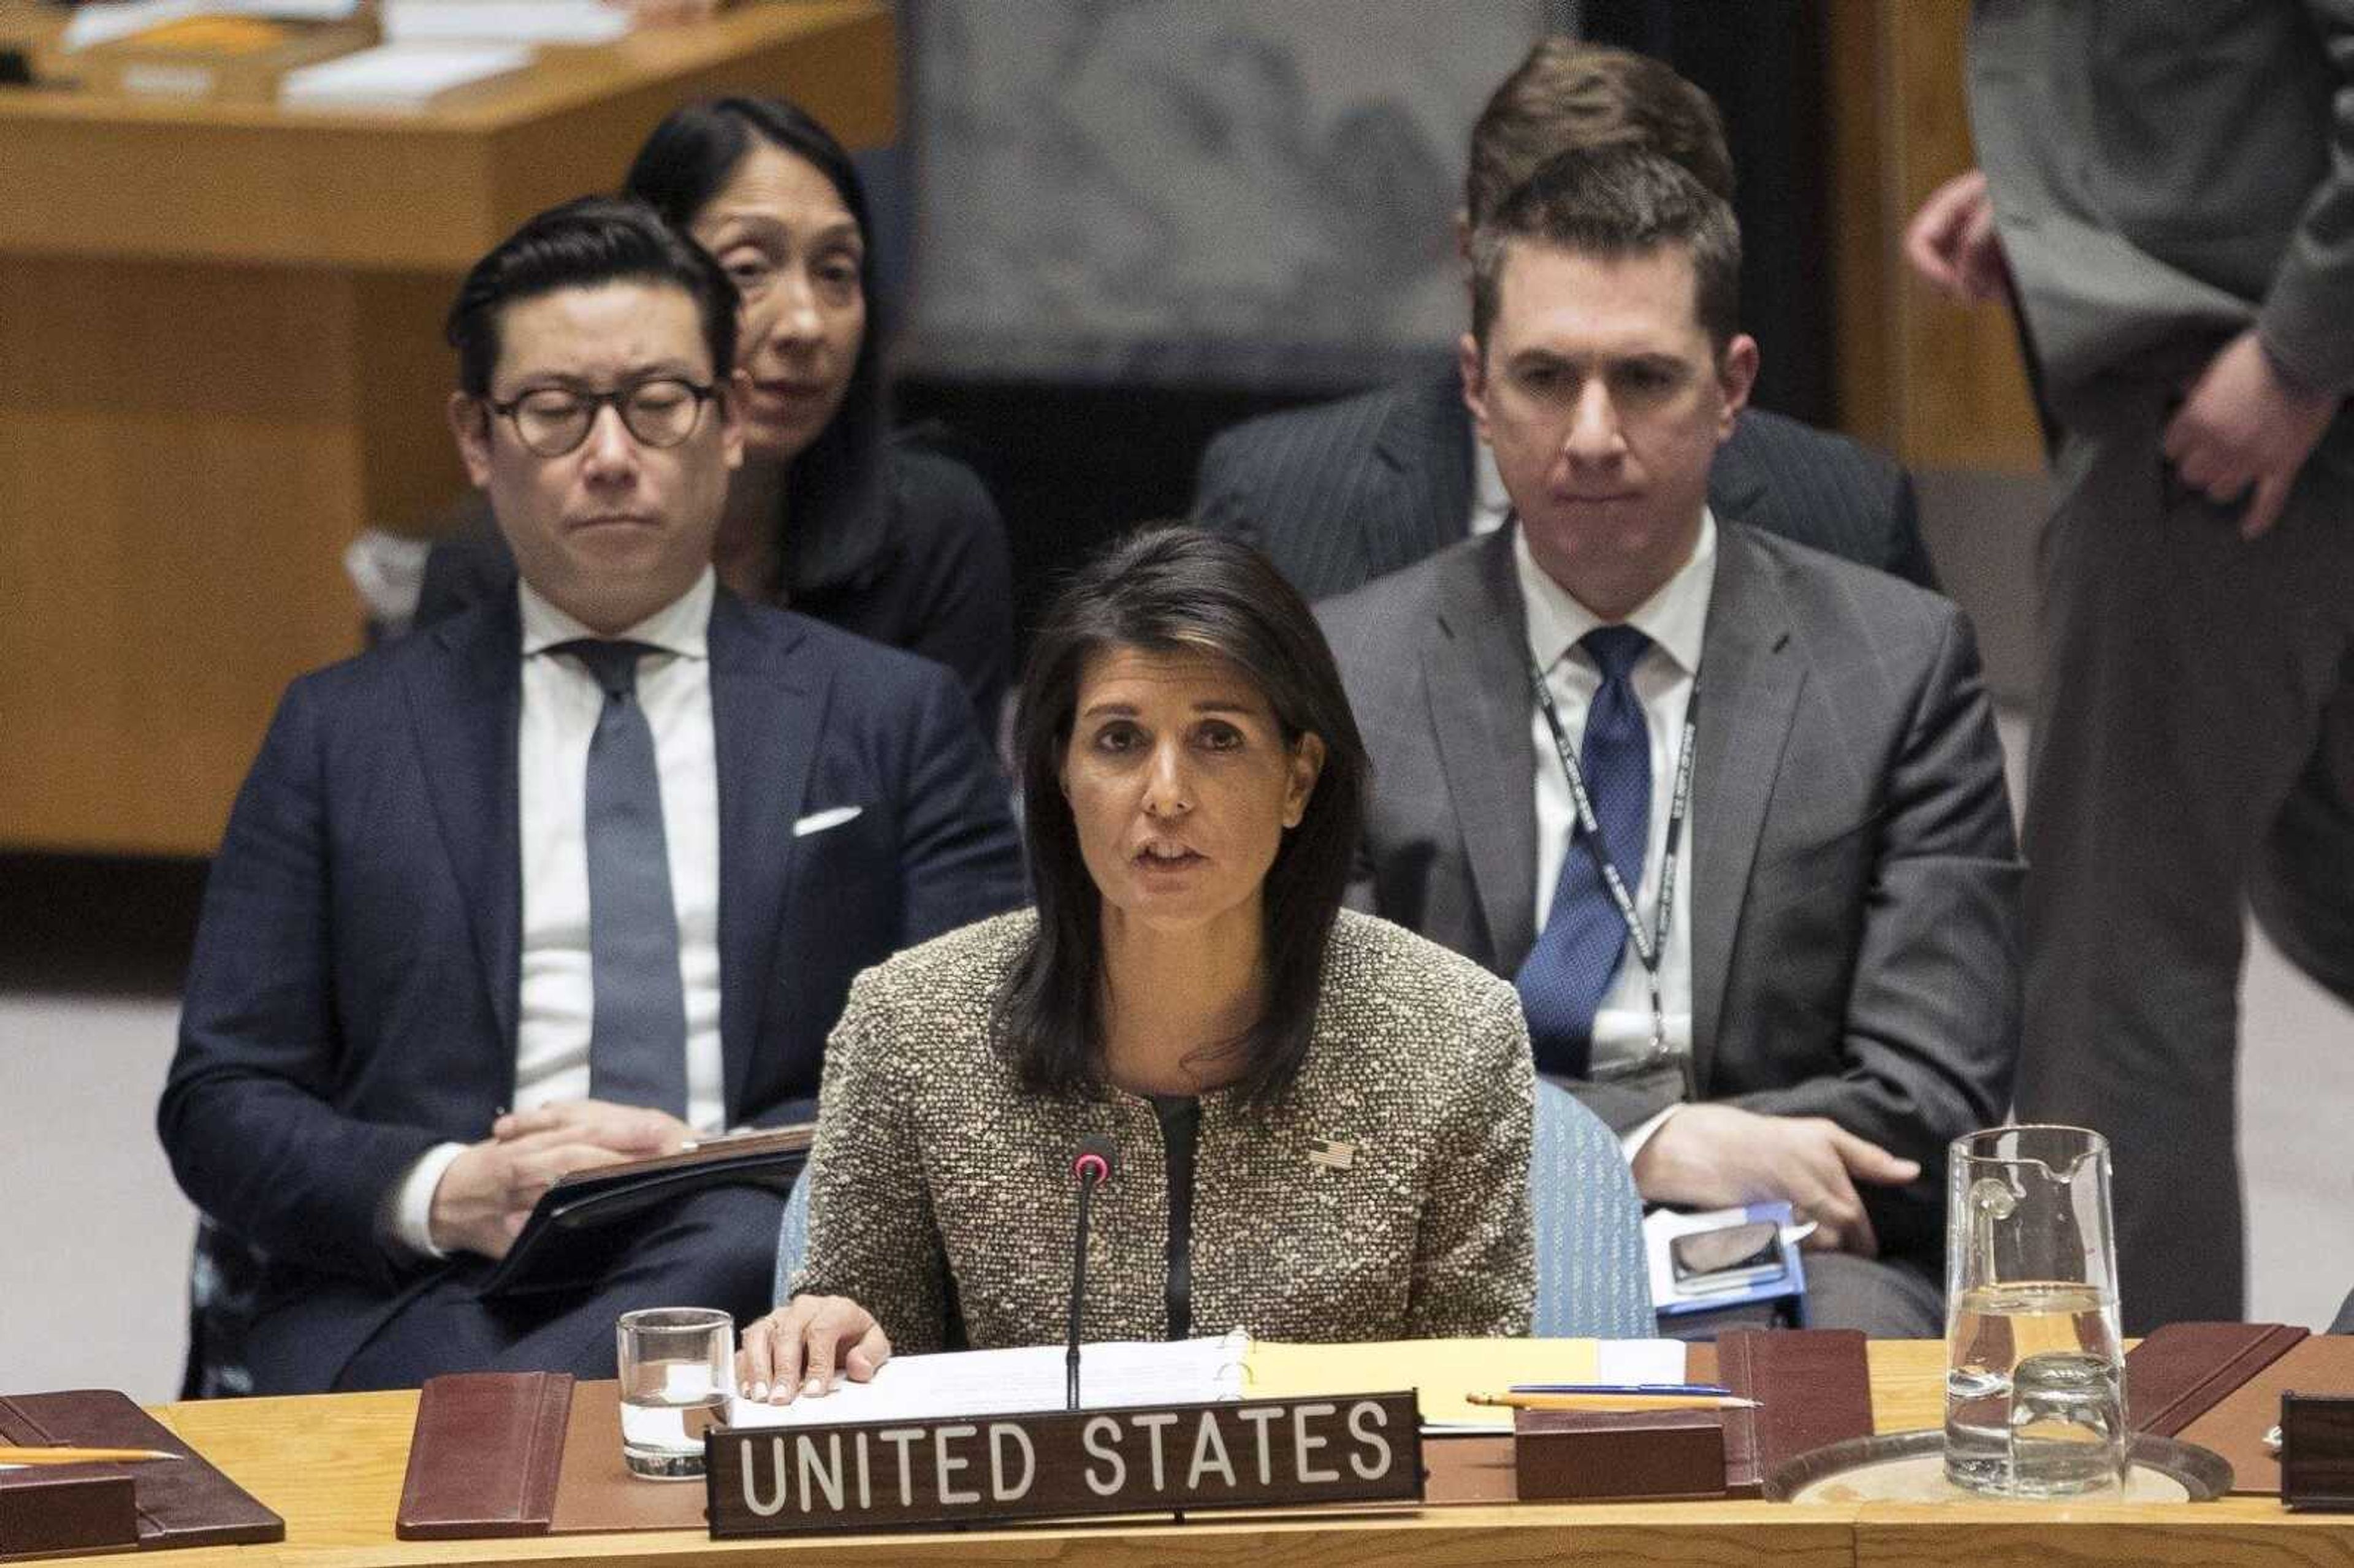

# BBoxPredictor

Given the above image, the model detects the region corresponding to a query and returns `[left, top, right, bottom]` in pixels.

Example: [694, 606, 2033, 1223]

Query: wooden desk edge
[0, 2, 889, 135]
[120, 1344, 2354, 1568]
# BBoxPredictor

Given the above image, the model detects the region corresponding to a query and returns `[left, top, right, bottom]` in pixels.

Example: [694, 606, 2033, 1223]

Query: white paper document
[63, 0, 361, 50]
[381, 0, 633, 45]
[278, 41, 532, 109]
[726, 1334, 1247, 1429]
[1247, 1337, 1687, 1433]
[724, 1331, 1686, 1436]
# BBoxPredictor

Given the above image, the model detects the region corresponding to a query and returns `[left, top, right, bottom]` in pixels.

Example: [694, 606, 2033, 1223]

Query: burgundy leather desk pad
[2181, 1336, 2354, 1496]
[552, 1382, 702, 1534]
[0, 1391, 281, 1559]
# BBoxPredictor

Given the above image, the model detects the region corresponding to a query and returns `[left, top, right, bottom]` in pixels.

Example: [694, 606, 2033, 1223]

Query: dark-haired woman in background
[415, 97, 1013, 729]
[737, 527, 1534, 1400]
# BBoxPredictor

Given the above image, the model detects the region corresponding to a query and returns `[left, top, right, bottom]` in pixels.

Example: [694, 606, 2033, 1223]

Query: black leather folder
[476, 1124, 813, 1299]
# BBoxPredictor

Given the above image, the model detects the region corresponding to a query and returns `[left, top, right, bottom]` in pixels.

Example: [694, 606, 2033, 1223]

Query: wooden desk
[0, 2, 893, 857]
[77, 1343, 2354, 1568]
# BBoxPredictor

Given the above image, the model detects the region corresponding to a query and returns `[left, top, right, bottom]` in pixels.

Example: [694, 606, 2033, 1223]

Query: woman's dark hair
[445, 195, 738, 397]
[997, 526, 1371, 1108]
[623, 96, 891, 598]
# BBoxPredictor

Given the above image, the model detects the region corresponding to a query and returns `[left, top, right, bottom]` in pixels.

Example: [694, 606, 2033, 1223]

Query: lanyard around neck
[1528, 649, 1699, 1059]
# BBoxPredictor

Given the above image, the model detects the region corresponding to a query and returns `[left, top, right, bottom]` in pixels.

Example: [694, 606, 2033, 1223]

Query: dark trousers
[2017, 385, 2354, 1333]
[248, 1184, 783, 1394]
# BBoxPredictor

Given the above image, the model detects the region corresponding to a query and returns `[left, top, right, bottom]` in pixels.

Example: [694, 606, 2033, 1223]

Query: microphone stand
[1067, 1151, 1108, 1411]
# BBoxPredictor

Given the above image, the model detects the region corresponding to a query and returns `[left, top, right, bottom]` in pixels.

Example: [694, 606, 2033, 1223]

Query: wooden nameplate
[2282, 1392, 2354, 1511]
[406, 1378, 1480, 1538]
[1513, 1407, 1727, 1502]
[706, 1392, 1423, 1537]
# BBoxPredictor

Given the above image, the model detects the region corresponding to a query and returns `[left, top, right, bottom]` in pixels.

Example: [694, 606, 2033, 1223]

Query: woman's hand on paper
[739, 1295, 893, 1403]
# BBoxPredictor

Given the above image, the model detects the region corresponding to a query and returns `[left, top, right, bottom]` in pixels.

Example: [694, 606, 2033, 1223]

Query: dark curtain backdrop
[1577, 0, 1832, 425]
[899, 0, 1834, 648]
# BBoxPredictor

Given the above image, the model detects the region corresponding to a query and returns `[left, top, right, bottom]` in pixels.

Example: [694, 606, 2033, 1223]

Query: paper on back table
[278, 40, 531, 107]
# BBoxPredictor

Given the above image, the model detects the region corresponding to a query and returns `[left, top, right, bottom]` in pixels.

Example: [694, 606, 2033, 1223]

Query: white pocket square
[793, 805, 863, 838]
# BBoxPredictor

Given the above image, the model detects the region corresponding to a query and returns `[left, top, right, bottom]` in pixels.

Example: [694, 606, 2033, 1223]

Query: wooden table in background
[0, 2, 893, 857]
[74, 1343, 2354, 1568]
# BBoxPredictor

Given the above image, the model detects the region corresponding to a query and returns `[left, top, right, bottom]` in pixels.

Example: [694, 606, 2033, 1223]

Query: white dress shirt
[1515, 512, 1717, 1151]
[1471, 442, 1512, 538]
[388, 568, 728, 1257]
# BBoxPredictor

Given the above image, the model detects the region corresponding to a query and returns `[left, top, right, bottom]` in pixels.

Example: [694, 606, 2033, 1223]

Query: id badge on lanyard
[1529, 653, 1699, 1095]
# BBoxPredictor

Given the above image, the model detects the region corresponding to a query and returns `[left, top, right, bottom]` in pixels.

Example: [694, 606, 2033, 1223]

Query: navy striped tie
[1516, 625, 1652, 1079]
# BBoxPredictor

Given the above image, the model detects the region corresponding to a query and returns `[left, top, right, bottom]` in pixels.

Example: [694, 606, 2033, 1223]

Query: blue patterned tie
[556, 639, 690, 1119]
[1517, 625, 1653, 1078]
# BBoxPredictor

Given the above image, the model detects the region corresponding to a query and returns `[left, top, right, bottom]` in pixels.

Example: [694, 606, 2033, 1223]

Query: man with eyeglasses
[158, 198, 1026, 1393]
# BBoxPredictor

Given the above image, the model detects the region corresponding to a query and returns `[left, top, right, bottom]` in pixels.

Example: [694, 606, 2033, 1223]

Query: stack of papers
[728, 1334, 1246, 1429]
[278, 40, 530, 109]
[725, 1333, 1688, 1436]
[380, 1, 633, 45]
[63, 0, 361, 51]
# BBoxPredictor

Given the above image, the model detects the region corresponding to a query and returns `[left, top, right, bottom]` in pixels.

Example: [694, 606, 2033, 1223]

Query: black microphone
[1066, 1133, 1117, 1411]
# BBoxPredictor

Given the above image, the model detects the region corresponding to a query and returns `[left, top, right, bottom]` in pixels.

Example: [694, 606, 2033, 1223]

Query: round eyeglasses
[486, 377, 716, 458]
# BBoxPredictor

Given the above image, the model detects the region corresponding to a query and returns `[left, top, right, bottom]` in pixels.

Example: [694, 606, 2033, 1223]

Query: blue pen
[1508, 1382, 1735, 1397]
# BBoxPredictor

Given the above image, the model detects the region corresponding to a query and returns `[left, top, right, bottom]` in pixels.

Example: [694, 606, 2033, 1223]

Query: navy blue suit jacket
[158, 588, 1025, 1381]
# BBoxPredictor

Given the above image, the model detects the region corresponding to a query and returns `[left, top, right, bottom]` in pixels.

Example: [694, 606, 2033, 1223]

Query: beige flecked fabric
[793, 908, 1535, 1351]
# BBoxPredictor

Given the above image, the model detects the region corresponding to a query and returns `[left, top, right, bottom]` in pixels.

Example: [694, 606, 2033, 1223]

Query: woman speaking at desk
[739, 528, 1534, 1401]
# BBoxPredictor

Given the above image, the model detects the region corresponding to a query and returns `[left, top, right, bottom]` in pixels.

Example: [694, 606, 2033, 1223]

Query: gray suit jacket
[1195, 371, 1937, 604]
[1317, 522, 2021, 1258]
[1971, 0, 2354, 402]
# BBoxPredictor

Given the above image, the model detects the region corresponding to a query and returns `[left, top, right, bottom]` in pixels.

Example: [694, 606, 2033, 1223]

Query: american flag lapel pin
[1308, 1136, 1356, 1171]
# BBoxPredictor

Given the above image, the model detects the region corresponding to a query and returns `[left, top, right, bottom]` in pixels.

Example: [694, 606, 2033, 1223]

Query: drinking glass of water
[1943, 1125, 2127, 1497]
[616, 1306, 734, 1480]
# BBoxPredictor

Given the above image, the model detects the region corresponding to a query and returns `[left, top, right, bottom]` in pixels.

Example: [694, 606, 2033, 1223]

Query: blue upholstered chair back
[181, 1216, 265, 1399]
[771, 1165, 814, 1305]
[773, 1079, 1653, 1336]
[1528, 1078, 1655, 1337]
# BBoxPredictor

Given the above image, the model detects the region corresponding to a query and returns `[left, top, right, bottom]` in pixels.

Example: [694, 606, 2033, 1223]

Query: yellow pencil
[0, 1445, 183, 1465]
[1466, 1391, 1761, 1412]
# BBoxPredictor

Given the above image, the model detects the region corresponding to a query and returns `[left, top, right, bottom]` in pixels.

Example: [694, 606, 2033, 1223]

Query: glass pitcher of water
[1944, 1124, 2128, 1496]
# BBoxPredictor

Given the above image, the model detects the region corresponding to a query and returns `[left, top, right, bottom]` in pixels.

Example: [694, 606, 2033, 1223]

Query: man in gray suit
[1197, 39, 1937, 604]
[1908, 0, 2354, 1333]
[1323, 145, 2021, 1336]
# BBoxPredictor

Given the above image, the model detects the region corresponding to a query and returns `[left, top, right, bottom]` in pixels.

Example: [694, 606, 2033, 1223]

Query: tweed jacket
[793, 909, 1536, 1350]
